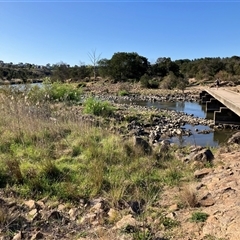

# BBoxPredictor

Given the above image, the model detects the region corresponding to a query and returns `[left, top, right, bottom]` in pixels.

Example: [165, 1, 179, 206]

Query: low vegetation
[0, 82, 222, 239]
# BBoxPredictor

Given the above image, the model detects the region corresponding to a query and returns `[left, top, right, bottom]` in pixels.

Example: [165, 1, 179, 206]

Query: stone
[30, 231, 44, 240]
[114, 214, 139, 230]
[227, 131, 240, 144]
[24, 200, 36, 210]
[12, 232, 22, 240]
[194, 168, 212, 178]
[133, 136, 152, 154]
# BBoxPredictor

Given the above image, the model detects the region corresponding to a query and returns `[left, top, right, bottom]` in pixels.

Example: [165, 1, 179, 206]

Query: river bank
[1, 80, 240, 240]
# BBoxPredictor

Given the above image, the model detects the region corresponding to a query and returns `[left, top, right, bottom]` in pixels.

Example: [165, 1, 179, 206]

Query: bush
[27, 82, 82, 103]
[140, 74, 159, 89]
[83, 97, 114, 117]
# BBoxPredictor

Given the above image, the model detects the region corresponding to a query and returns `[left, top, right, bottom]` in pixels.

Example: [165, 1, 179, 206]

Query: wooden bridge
[200, 88, 240, 125]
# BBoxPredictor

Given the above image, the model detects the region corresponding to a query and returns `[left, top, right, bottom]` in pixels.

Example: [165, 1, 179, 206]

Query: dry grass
[179, 184, 199, 208]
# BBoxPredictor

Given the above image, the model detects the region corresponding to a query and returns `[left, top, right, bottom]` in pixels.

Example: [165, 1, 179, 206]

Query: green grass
[83, 96, 115, 117]
[190, 211, 209, 223]
[0, 83, 213, 239]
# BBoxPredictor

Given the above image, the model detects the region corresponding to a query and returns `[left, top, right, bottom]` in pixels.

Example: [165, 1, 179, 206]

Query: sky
[1, 0, 240, 66]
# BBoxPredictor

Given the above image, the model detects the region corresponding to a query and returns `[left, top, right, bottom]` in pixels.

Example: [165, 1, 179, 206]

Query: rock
[79, 213, 96, 225]
[69, 208, 79, 221]
[30, 231, 44, 240]
[187, 148, 214, 163]
[26, 208, 39, 221]
[227, 131, 240, 144]
[198, 193, 215, 207]
[12, 231, 22, 240]
[194, 168, 212, 178]
[48, 210, 63, 221]
[133, 136, 152, 154]
[24, 199, 37, 209]
[107, 208, 119, 222]
[114, 214, 140, 230]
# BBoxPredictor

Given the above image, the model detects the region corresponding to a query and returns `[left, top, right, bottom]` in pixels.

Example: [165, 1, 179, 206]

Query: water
[121, 100, 234, 147]
[2, 83, 234, 147]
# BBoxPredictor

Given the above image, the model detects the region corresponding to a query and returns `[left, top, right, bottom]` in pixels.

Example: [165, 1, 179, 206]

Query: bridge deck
[204, 88, 240, 116]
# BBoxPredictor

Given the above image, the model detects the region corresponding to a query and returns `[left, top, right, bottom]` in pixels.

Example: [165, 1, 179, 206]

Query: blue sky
[1, 1, 240, 66]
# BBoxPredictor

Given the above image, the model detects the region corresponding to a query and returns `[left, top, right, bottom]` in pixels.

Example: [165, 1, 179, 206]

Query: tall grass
[0, 83, 196, 207]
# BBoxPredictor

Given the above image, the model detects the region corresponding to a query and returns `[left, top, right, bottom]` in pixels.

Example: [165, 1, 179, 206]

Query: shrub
[83, 97, 114, 117]
[27, 82, 82, 103]
[140, 74, 159, 89]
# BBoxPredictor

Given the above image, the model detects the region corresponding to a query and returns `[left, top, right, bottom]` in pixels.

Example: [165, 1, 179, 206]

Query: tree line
[1, 53, 240, 89]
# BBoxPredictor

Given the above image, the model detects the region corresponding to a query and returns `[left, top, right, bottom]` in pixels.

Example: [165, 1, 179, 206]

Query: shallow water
[123, 100, 234, 147]
[3, 83, 235, 147]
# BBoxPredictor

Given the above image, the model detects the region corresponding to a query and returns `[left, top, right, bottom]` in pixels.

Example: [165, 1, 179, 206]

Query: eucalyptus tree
[108, 52, 149, 81]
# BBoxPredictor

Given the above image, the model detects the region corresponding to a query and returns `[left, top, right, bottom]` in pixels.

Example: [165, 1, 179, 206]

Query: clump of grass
[161, 215, 180, 229]
[190, 211, 209, 223]
[83, 96, 115, 117]
[118, 89, 129, 96]
[4, 158, 24, 184]
[162, 167, 182, 186]
[179, 184, 199, 208]
[0, 206, 8, 228]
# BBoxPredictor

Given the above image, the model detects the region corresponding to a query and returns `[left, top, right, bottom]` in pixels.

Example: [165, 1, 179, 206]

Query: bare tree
[88, 49, 101, 81]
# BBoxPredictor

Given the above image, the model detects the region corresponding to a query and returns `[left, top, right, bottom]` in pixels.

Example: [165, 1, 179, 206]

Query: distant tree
[176, 77, 189, 93]
[88, 49, 101, 81]
[98, 58, 110, 78]
[52, 62, 70, 82]
[140, 74, 159, 89]
[109, 52, 149, 81]
[152, 57, 180, 77]
[160, 71, 178, 89]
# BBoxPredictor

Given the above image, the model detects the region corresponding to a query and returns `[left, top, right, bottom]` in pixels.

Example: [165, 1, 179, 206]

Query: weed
[161, 216, 180, 229]
[190, 211, 209, 223]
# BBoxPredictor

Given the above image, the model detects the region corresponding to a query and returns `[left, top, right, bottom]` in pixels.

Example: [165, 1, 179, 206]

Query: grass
[83, 96, 115, 117]
[190, 211, 209, 223]
[0, 82, 215, 239]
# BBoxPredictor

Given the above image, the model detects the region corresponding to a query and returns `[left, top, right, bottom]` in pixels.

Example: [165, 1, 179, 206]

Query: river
[119, 99, 235, 147]
[3, 83, 235, 147]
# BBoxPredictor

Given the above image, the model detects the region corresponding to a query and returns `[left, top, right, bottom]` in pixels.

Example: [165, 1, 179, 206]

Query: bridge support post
[206, 99, 224, 112]
[214, 107, 240, 125]
[199, 91, 212, 104]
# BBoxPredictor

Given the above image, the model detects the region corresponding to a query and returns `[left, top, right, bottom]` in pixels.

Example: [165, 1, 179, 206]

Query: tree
[152, 57, 180, 77]
[177, 77, 189, 93]
[88, 49, 101, 81]
[52, 62, 70, 82]
[98, 58, 110, 78]
[109, 52, 149, 81]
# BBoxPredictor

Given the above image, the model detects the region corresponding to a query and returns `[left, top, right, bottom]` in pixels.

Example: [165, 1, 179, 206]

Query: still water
[124, 100, 234, 147]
